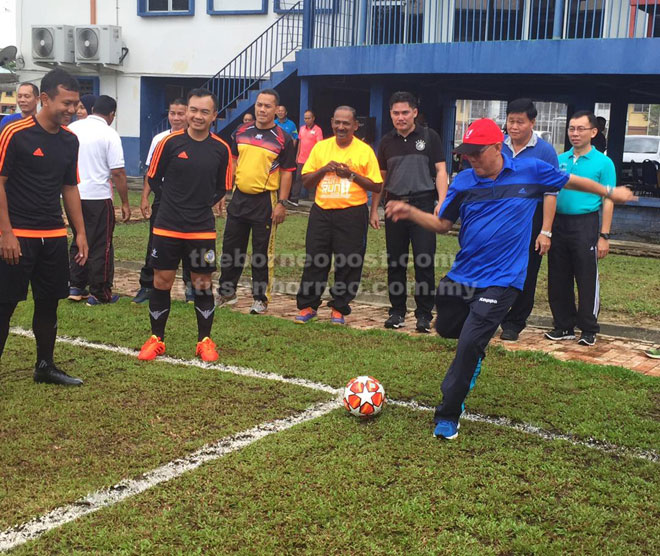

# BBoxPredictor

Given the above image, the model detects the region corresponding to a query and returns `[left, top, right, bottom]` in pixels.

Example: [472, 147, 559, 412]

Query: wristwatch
[348, 172, 356, 182]
[540, 230, 552, 238]
[277, 199, 288, 206]
[599, 232, 610, 240]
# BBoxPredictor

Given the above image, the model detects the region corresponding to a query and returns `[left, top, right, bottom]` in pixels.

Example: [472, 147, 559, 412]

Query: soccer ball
[343, 376, 386, 418]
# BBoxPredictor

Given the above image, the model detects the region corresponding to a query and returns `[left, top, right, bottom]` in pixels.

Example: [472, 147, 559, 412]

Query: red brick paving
[112, 266, 660, 378]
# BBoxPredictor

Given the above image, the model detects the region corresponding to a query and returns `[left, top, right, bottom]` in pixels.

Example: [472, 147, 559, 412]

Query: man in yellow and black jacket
[217, 88, 296, 315]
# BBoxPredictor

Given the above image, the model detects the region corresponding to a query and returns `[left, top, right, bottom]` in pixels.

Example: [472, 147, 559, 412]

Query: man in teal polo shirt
[546, 110, 616, 346]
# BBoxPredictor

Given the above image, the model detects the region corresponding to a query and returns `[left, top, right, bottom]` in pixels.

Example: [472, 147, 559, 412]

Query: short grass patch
[13, 406, 659, 555]
[0, 334, 329, 530]
[110, 204, 660, 323]
[7, 298, 660, 453]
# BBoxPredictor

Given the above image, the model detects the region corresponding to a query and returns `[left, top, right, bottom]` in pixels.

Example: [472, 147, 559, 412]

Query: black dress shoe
[34, 361, 83, 386]
[500, 329, 519, 341]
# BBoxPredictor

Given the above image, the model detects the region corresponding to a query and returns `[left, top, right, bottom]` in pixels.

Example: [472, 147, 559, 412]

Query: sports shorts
[150, 235, 217, 273]
[0, 236, 69, 303]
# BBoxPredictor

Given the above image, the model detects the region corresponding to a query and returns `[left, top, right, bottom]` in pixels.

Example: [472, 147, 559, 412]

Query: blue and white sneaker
[433, 420, 459, 440]
[87, 294, 120, 306]
[67, 287, 89, 301]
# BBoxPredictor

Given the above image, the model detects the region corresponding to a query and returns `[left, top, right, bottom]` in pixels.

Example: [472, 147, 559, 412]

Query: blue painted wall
[297, 39, 660, 78]
[121, 137, 141, 177]
[139, 76, 209, 175]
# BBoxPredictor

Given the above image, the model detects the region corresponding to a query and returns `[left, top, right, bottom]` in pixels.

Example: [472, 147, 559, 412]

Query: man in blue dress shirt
[499, 98, 559, 342]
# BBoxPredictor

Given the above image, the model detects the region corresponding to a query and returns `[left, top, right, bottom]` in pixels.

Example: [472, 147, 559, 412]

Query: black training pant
[218, 213, 275, 302]
[290, 162, 306, 202]
[433, 277, 519, 423]
[139, 200, 191, 290]
[69, 199, 115, 301]
[548, 210, 601, 334]
[500, 202, 544, 333]
[384, 194, 436, 320]
[296, 203, 369, 315]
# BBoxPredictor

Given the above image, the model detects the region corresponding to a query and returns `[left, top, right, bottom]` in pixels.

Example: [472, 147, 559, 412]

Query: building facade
[14, 0, 299, 174]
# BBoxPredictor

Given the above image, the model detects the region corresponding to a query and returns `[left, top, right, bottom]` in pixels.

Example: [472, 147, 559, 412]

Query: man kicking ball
[138, 88, 231, 362]
[385, 118, 635, 440]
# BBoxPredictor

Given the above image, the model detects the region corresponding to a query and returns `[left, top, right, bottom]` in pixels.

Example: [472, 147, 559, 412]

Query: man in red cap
[386, 118, 635, 440]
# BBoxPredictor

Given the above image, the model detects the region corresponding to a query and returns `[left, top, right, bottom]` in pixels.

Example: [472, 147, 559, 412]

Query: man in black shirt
[0, 69, 88, 386]
[592, 117, 607, 153]
[371, 92, 448, 333]
[138, 88, 231, 363]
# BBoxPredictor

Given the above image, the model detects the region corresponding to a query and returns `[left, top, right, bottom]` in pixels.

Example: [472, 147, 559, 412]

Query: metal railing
[308, 0, 660, 47]
[154, 1, 303, 134]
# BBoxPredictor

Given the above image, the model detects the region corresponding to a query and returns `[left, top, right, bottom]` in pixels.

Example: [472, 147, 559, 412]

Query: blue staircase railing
[153, 1, 303, 135]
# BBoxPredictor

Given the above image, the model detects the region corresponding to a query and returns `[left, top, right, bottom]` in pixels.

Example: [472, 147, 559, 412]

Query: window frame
[274, 0, 302, 14]
[207, 0, 268, 15]
[138, 0, 195, 18]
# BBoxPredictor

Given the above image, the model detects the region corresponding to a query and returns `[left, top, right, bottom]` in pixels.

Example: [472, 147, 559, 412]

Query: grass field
[2, 295, 659, 553]
[112, 191, 660, 325]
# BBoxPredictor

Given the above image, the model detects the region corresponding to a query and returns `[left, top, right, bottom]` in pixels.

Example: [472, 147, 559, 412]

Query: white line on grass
[388, 399, 659, 463]
[10, 327, 339, 395]
[10, 327, 660, 465]
[0, 399, 339, 552]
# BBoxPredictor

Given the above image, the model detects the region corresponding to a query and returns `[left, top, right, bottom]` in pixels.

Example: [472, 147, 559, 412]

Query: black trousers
[500, 202, 544, 333]
[548, 211, 601, 334]
[296, 203, 369, 315]
[384, 194, 436, 320]
[433, 277, 519, 422]
[139, 200, 191, 289]
[69, 199, 115, 301]
[218, 213, 275, 302]
[290, 162, 309, 202]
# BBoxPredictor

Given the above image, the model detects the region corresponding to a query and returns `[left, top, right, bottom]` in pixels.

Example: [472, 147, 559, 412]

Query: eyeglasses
[467, 144, 494, 157]
[567, 126, 594, 133]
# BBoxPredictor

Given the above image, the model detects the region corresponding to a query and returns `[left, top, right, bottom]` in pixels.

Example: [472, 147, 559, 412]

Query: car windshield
[624, 137, 660, 154]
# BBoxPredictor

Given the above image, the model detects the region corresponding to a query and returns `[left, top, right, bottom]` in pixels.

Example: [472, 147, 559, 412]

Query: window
[138, 0, 195, 17]
[207, 0, 267, 15]
[453, 0, 524, 42]
[369, 0, 424, 45]
[77, 77, 100, 96]
[565, 0, 604, 39]
[633, 104, 650, 113]
[274, 0, 302, 14]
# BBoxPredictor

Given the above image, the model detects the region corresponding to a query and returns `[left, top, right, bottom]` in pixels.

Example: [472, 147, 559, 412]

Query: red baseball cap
[454, 118, 505, 155]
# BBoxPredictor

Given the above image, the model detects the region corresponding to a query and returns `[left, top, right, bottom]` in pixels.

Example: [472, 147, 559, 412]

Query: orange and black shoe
[138, 335, 166, 361]
[196, 337, 219, 362]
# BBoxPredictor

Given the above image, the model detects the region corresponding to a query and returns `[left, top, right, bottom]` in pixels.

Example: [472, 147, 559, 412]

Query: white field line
[10, 327, 660, 462]
[9, 327, 339, 395]
[0, 399, 340, 552]
[388, 399, 659, 464]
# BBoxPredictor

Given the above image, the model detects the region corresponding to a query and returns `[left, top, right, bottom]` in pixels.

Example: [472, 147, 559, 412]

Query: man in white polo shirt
[68, 95, 130, 305]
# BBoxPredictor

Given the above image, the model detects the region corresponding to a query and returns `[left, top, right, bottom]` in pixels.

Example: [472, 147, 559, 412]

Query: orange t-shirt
[302, 136, 382, 209]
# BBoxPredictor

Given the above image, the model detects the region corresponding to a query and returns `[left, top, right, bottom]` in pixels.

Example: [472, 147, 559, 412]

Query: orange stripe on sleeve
[147, 129, 184, 179]
[211, 133, 233, 190]
[0, 119, 35, 172]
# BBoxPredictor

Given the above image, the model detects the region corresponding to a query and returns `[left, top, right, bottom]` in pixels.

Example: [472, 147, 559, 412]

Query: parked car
[623, 135, 660, 164]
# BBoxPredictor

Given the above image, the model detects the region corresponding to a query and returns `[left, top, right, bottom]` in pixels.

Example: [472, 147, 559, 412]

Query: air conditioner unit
[31, 25, 75, 63]
[74, 25, 122, 64]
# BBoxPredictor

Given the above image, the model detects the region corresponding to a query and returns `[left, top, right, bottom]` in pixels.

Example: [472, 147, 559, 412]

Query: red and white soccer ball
[343, 376, 386, 418]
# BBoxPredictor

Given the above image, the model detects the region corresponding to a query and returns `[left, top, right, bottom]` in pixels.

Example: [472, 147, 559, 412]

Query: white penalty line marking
[10, 326, 660, 466]
[0, 398, 340, 552]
